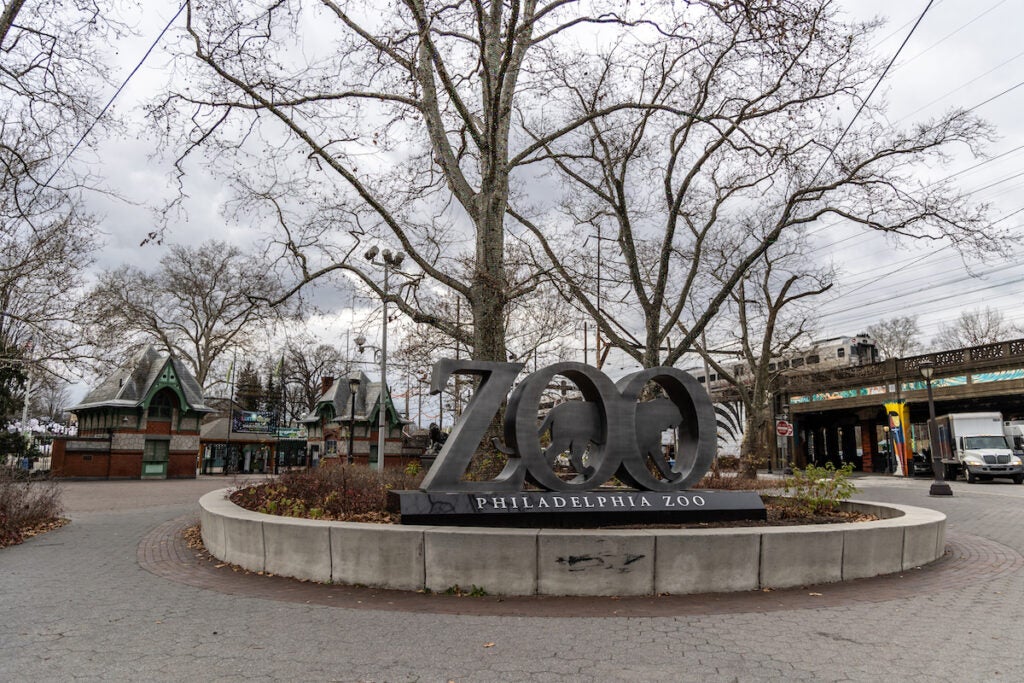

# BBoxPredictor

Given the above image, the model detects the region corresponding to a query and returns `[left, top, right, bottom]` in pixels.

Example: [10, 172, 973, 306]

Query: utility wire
[38, 3, 187, 192]
[898, 46, 1024, 122]
[890, 0, 1009, 73]
[809, 0, 936, 184]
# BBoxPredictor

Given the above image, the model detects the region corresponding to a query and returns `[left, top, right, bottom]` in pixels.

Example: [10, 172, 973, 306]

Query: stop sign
[776, 420, 793, 437]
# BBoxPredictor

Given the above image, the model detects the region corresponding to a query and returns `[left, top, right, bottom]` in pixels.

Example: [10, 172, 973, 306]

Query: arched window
[148, 389, 177, 420]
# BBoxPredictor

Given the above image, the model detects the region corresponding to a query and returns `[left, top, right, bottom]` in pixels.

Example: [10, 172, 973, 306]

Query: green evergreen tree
[264, 373, 284, 425]
[0, 342, 28, 421]
[235, 362, 262, 412]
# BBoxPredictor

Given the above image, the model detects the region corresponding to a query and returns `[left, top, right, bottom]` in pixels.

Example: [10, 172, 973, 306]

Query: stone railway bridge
[716, 338, 1024, 473]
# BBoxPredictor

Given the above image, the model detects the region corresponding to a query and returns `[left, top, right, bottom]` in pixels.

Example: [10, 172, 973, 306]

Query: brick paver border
[138, 514, 1024, 618]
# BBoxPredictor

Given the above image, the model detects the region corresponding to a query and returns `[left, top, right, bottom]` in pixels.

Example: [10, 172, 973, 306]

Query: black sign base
[389, 489, 766, 528]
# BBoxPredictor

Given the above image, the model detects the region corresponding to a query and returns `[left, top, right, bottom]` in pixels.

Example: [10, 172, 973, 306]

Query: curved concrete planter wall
[199, 490, 946, 596]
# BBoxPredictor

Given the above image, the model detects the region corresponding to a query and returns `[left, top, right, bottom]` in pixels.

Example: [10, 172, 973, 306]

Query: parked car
[911, 450, 935, 477]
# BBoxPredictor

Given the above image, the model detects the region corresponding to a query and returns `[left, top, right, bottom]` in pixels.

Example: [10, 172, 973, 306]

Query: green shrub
[782, 462, 856, 515]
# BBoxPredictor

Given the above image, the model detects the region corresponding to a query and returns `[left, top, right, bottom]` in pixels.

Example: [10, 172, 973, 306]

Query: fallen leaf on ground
[483, 642, 495, 648]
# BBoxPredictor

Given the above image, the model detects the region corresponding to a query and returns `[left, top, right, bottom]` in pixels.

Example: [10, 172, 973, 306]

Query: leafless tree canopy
[150, 1, 996, 373]
[691, 237, 832, 472]
[510, 0, 996, 368]
[282, 335, 346, 415]
[152, 0, 749, 363]
[866, 315, 923, 360]
[934, 307, 1019, 351]
[83, 240, 293, 390]
[1, 0, 127, 378]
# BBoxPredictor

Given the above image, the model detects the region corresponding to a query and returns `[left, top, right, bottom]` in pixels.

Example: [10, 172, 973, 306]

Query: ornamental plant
[782, 462, 857, 515]
[231, 464, 424, 523]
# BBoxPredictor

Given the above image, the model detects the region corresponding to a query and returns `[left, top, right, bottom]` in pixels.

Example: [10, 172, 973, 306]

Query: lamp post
[361, 246, 407, 473]
[347, 376, 360, 465]
[920, 360, 953, 496]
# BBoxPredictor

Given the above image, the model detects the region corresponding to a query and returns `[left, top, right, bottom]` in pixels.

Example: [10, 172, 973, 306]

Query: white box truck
[932, 412, 1023, 484]
[1003, 420, 1024, 456]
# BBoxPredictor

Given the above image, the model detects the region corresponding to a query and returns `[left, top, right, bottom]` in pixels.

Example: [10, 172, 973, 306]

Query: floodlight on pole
[362, 246, 407, 474]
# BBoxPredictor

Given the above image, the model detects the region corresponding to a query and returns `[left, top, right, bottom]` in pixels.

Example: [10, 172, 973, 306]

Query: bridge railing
[780, 338, 1024, 394]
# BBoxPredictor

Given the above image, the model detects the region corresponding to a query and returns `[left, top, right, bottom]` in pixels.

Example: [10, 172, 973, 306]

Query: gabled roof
[71, 346, 214, 414]
[302, 370, 409, 427]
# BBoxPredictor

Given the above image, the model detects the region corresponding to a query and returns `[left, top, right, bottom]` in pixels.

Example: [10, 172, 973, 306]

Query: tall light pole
[920, 360, 952, 496]
[347, 376, 360, 465]
[361, 244, 405, 474]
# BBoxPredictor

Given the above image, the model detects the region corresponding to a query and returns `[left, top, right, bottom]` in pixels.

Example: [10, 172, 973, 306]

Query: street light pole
[379, 256, 390, 473]
[347, 377, 359, 465]
[361, 246, 405, 475]
[920, 360, 952, 496]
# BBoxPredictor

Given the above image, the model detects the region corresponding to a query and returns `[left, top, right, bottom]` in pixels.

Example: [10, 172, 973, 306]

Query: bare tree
[1, 1, 127, 376]
[934, 307, 1018, 350]
[866, 316, 923, 360]
[510, 1, 996, 370]
[687, 238, 833, 476]
[30, 374, 72, 422]
[83, 240, 293, 390]
[149, 0, 733, 364]
[282, 336, 346, 416]
[1, 0, 125, 207]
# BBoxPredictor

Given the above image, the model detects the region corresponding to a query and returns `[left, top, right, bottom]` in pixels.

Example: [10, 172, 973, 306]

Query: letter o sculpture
[420, 360, 718, 493]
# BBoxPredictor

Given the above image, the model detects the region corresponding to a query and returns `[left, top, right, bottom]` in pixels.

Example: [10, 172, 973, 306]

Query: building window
[326, 439, 338, 456]
[148, 390, 176, 420]
[768, 363, 776, 371]
[791, 358, 804, 368]
[143, 439, 169, 462]
[807, 355, 820, 365]
[837, 348, 846, 358]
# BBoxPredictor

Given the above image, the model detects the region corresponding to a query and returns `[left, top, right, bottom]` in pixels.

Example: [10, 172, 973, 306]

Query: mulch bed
[1, 517, 70, 549]
[230, 484, 875, 528]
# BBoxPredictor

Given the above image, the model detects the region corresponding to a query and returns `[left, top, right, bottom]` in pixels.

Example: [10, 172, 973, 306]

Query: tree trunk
[739, 408, 771, 480]
[470, 192, 509, 363]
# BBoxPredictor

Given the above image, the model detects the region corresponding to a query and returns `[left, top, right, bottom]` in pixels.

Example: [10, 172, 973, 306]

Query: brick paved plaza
[3, 474, 1023, 681]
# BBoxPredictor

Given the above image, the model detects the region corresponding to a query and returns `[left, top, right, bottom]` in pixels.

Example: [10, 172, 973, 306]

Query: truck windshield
[964, 436, 1010, 450]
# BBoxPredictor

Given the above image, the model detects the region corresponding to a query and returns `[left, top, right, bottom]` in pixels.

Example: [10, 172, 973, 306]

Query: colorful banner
[884, 401, 911, 477]
[232, 410, 277, 434]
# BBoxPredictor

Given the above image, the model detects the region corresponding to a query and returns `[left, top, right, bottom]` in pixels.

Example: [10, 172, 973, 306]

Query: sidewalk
[4, 475, 1024, 680]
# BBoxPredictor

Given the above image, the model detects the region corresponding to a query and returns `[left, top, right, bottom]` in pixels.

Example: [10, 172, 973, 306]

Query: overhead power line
[38, 2, 187, 192]
[809, 0, 936, 184]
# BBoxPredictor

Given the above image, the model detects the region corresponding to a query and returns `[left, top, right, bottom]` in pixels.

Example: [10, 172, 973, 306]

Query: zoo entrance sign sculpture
[391, 359, 766, 526]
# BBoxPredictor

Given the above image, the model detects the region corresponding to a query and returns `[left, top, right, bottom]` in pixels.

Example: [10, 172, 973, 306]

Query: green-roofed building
[51, 347, 214, 479]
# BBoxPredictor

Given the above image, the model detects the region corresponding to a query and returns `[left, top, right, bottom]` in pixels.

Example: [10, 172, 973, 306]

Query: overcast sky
[72, 0, 1024, 388]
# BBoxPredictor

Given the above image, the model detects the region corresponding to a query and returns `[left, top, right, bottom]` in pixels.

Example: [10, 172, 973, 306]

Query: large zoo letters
[419, 360, 717, 494]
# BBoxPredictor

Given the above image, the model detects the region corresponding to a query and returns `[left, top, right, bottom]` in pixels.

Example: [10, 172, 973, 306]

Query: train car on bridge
[688, 334, 879, 391]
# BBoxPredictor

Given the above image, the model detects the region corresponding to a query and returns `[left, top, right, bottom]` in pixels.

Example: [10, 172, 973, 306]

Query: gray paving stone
[3, 475, 1024, 681]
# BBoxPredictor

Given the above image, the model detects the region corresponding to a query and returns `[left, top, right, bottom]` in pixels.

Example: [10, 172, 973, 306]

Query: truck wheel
[965, 469, 976, 484]
[1014, 475, 1023, 485]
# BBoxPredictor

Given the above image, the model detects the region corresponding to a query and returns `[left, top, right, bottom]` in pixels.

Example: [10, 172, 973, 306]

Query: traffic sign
[776, 419, 794, 437]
